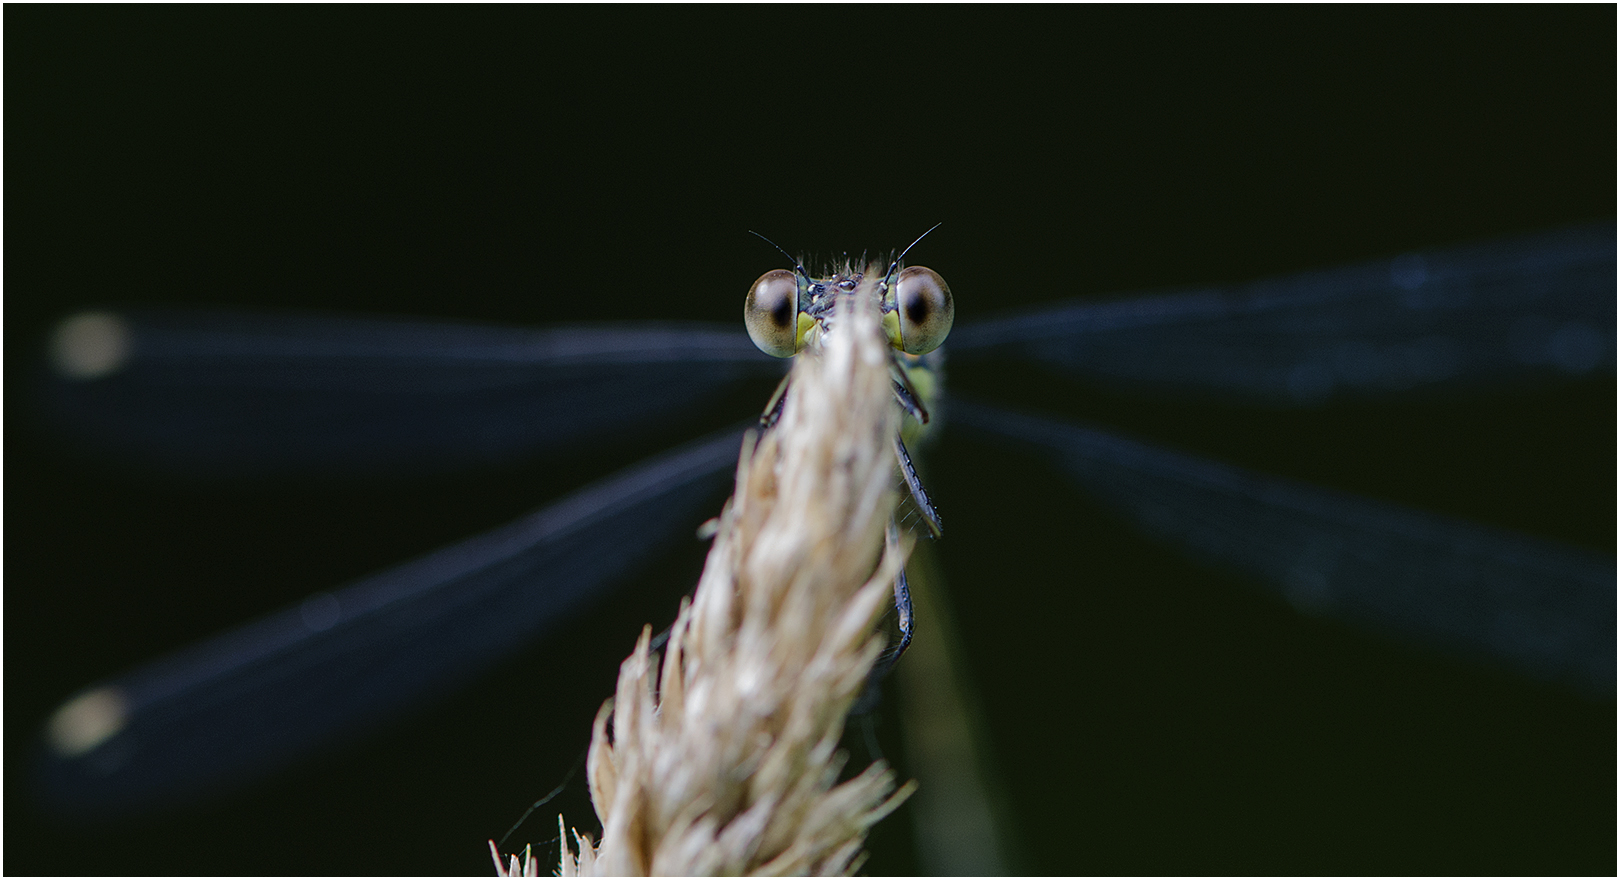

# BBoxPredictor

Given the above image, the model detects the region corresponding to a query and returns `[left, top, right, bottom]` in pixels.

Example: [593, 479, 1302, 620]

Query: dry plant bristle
[524, 279, 916, 875]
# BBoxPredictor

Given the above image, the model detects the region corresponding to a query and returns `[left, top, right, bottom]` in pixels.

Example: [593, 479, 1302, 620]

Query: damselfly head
[744, 226, 953, 359]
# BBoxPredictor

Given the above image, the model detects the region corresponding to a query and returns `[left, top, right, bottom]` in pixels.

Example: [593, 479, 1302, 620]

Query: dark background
[7, 6, 1614, 876]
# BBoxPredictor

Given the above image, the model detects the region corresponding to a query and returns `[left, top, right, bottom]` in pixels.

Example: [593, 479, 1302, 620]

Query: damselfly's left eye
[895, 266, 954, 355]
[745, 269, 801, 357]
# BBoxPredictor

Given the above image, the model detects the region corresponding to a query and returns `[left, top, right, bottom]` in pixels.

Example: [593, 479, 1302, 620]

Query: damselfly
[34, 224, 1616, 820]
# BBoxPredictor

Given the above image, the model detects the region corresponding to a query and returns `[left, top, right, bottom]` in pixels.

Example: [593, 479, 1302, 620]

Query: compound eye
[745, 269, 801, 357]
[895, 266, 954, 354]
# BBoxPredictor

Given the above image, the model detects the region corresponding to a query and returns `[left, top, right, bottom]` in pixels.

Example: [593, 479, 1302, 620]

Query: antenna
[882, 222, 944, 285]
[747, 230, 812, 283]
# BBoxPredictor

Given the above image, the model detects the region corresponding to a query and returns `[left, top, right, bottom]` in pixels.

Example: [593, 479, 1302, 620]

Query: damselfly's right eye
[895, 266, 954, 355]
[745, 269, 801, 357]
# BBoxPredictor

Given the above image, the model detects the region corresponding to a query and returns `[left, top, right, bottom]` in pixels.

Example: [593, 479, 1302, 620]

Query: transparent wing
[44, 309, 779, 475]
[949, 224, 1616, 404]
[948, 398, 1616, 697]
[37, 427, 745, 814]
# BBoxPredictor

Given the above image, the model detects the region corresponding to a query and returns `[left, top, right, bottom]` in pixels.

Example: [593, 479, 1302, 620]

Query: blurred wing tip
[50, 311, 132, 380]
[45, 686, 130, 758]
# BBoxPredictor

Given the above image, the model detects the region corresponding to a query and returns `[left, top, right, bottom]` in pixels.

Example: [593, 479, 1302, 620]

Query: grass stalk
[499, 281, 915, 876]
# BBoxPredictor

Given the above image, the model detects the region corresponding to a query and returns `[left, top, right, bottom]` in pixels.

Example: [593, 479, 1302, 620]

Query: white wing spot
[46, 687, 129, 757]
[51, 311, 131, 380]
